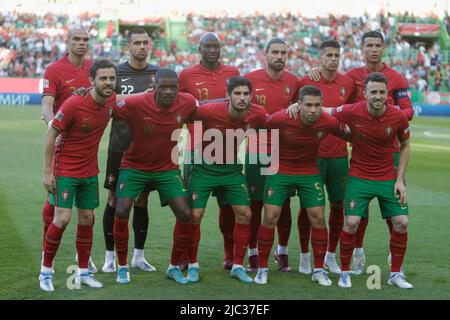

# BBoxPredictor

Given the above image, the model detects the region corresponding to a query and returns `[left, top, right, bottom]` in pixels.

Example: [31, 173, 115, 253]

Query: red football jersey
[42, 54, 93, 113]
[265, 110, 344, 175]
[298, 73, 355, 158]
[332, 101, 410, 180]
[245, 68, 299, 153]
[113, 92, 199, 172]
[192, 102, 267, 165]
[179, 62, 240, 152]
[52, 93, 116, 178]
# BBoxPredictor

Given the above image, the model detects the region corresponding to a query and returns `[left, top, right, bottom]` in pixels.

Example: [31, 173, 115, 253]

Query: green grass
[1, 106, 449, 300]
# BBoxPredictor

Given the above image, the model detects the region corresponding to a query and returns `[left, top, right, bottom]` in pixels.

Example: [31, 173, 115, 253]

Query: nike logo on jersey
[121, 78, 131, 82]
[255, 88, 265, 92]
[195, 82, 206, 86]
[66, 79, 75, 84]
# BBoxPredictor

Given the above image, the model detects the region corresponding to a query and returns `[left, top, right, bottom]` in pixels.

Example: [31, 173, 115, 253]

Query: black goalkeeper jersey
[108, 61, 159, 152]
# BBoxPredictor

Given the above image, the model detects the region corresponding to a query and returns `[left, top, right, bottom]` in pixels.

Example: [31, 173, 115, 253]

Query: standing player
[329, 73, 412, 289]
[101, 28, 159, 273]
[244, 38, 299, 272]
[178, 32, 240, 270]
[112, 69, 198, 285]
[308, 31, 413, 274]
[296, 40, 355, 275]
[41, 28, 97, 273]
[254, 85, 346, 286]
[187, 76, 266, 284]
[40, 60, 117, 292]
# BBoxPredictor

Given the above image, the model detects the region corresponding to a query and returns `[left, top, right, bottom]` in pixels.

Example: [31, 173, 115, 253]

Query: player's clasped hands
[43, 172, 56, 194]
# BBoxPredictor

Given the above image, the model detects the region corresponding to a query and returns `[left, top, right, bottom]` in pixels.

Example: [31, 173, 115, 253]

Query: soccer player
[40, 60, 118, 292]
[111, 69, 198, 285]
[327, 73, 412, 289]
[187, 76, 266, 284]
[178, 32, 239, 270]
[41, 28, 97, 273]
[254, 85, 346, 286]
[101, 28, 159, 273]
[244, 38, 299, 273]
[308, 31, 413, 274]
[297, 40, 355, 275]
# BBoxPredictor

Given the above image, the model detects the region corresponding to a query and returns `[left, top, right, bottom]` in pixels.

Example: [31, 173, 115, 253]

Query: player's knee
[54, 215, 70, 228]
[345, 220, 359, 234]
[115, 206, 131, 219]
[177, 207, 192, 223]
[393, 217, 408, 232]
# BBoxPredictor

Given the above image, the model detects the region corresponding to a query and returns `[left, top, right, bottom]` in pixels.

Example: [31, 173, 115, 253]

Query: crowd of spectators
[1, 10, 449, 93]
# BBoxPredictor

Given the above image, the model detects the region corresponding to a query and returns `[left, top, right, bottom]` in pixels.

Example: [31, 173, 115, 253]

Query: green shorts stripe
[345, 176, 409, 219]
[264, 173, 325, 208]
[116, 169, 187, 206]
[50, 175, 99, 210]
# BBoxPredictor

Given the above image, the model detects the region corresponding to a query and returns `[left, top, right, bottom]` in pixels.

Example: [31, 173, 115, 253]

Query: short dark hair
[227, 76, 252, 94]
[127, 28, 149, 43]
[90, 60, 117, 79]
[265, 37, 287, 52]
[320, 40, 340, 51]
[364, 72, 388, 88]
[362, 31, 384, 45]
[155, 68, 178, 84]
[299, 85, 322, 101]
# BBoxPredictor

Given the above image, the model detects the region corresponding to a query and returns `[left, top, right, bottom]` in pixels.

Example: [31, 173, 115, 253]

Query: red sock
[249, 201, 263, 249]
[76, 224, 93, 269]
[171, 220, 192, 266]
[386, 218, 394, 233]
[390, 230, 408, 273]
[339, 230, 356, 272]
[257, 225, 275, 268]
[277, 200, 291, 247]
[188, 224, 201, 264]
[327, 202, 344, 253]
[355, 215, 369, 248]
[233, 223, 251, 266]
[298, 208, 311, 253]
[311, 228, 328, 269]
[42, 198, 54, 250]
[113, 217, 129, 266]
[219, 205, 235, 261]
[43, 223, 65, 268]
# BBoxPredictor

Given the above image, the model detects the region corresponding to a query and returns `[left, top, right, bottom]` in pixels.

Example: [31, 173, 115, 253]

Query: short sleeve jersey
[265, 110, 344, 175]
[298, 73, 355, 158]
[108, 61, 159, 153]
[112, 92, 199, 172]
[332, 101, 410, 180]
[52, 93, 116, 178]
[42, 55, 93, 113]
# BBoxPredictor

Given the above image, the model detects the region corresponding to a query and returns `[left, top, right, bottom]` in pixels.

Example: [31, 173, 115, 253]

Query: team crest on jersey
[143, 122, 154, 134]
[117, 99, 126, 108]
[285, 85, 291, 97]
[43, 79, 49, 89]
[55, 111, 64, 121]
[341, 87, 347, 97]
[349, 199, 357, 211]
[317, 131, 325, 139]
[176, 114, 183, 125]
[191, 192, 198, 201]
[385, 125, 393, 136]
[267, 187, 274, 198]
[61, 190, 69, 202]
[119, 182, 126, 191]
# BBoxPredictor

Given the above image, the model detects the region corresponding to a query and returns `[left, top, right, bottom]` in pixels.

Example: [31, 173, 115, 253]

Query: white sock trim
[277, 245, 288, 255]
[248, 248, 258, 256]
